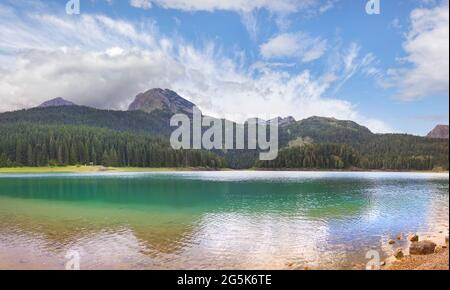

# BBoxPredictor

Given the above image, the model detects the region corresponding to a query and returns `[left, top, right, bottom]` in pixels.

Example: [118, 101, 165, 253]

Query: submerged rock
[409, 234, 419, 242]
[409, 241, 437, 255]
[396, 234, 403, 241]
[389, 240, 396, 245]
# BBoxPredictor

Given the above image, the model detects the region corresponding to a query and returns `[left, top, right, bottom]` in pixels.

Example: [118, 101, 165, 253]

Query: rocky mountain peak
[277, 116, 296, 127]
[38, 97, 76, 108]
[427, 125, 449, 139]
[128, 88, 196, 115]
[264, 116, 297, 127]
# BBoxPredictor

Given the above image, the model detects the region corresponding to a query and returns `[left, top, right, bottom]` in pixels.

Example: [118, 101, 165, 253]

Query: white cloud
[0, 5, 391, 133]
[129, 0, 320, 13]
[125, 0, 340, 41]
[129, 0, 152, 10]
[392, 1, 449, 101]
[132, 1, 333, 39]
[260, 32, 327, 62]
[363, 119, 396, 134]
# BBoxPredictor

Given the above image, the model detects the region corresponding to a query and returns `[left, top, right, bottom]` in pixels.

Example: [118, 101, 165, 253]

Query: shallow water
[0, 171, 448, 269]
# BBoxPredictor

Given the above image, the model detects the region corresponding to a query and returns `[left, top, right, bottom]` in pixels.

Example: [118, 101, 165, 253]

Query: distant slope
[0, 106, 173, 137]
[280, 116, 374, 147]
[270, 116, 449, 171]
[39, 97, 76, 108]
[427, 125, 449, 139]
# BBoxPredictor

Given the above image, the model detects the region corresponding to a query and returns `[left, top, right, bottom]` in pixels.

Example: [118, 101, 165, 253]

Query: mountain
[280, 116, 373, 147]
[0, 88, 448, 170]
[0, 105, 173, 137]
[38, 97, 76, 108]
[427, 125, 449, 139]
[269, 116, 296, 127]
[279, 116, 296, 127]
[128, 88, 195, 115]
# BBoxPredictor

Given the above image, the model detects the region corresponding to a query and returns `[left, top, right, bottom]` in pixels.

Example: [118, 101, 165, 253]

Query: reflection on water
[0, 171, 448, 269]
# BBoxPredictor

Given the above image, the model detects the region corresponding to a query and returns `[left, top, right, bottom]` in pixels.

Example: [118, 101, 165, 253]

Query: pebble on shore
[408, 234, 419, 242]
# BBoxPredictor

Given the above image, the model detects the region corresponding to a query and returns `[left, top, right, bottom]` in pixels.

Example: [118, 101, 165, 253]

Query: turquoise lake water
[0, 171, 448, 269]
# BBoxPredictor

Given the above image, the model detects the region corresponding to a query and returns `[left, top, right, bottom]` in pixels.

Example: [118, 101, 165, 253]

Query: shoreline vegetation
[0, 166, 226, 174]
[0, 166, 449, 174]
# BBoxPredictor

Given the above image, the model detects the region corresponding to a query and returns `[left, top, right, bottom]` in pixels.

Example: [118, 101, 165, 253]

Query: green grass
[0, 166, 446, 174]
[0, 166, 101, 173]
[0, 166, 225, 174]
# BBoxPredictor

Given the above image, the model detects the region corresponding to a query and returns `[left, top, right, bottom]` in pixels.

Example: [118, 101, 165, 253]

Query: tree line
[0, 123, 447, 171]
[256, 140, 448, 171]
[0, 123, 225, 168]
[256, 144, 360, 169]
[355, 134, 449, 170]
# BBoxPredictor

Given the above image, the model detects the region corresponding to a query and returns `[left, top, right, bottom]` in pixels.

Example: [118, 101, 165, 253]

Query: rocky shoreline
[384, 232, 449, 270]
[387, 247, 448, 270]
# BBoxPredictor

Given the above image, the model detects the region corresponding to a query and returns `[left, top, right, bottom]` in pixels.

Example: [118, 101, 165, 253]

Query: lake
[0, 171, 448, 270]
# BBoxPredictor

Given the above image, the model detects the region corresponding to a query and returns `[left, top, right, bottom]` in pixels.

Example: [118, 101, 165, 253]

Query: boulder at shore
[394, 249, 404, 259]
[409, 241, 437, 255]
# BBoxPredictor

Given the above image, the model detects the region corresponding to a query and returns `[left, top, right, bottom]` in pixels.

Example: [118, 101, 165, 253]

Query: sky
[0, 0, 448, 135]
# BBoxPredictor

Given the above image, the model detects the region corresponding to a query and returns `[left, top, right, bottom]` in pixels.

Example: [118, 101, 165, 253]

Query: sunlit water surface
[0, 171, 448, 269]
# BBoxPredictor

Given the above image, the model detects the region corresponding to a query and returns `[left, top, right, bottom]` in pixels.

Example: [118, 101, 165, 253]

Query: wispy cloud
[390, 1, 449, 101]
[260, 32, 327, 63]
[129, 0, 152, 10]
[128, 0, 337, 38]
[128, 0, 321, 13]
[0, 2, 391, 133]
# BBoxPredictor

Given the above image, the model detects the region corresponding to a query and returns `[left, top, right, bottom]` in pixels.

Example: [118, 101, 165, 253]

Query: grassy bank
[0, 166, 225, 174]
[253, 168, 449, 173]
[0, 166, 448, 174]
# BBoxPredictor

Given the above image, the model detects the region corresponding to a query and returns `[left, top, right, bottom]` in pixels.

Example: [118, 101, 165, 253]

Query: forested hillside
[0, 123, 225, 168]
[0, 95, 448, 171]
[269, 117, 449, 171]
[256, 144, 360, 169]
[0, 106, 173, 136]
[257, 139, 448, 171]
[258, 119, 449, 171]
[356, 134, 449, 170]
[280, 116, 373, 147]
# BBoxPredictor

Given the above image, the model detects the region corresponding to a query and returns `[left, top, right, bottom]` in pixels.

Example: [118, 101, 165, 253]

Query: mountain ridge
[13, 89, 377, 140]
[38, 97, 76, 108]
[427, 125, 449, 139]
[128, 88, 195, 115]
[1, 88, 448, 170]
